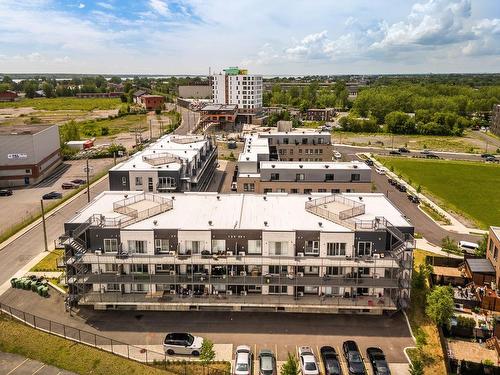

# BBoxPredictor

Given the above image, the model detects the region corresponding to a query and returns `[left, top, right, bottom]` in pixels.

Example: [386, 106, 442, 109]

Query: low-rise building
[303, 108, 337, 122]
[62, 191, 414, 314]
[140, 95, 165, 111]
[108, 134, 217, 193]
[178, 85, 212, 99]
[0, 90, 18, 102]
[0, 125, 62, 187]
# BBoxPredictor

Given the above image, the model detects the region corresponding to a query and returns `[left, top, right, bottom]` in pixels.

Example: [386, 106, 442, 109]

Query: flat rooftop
[202, 104, 237, 111]
[110, 134, 209, 172]
[238, 135, 270, 162]
[259, 161, 371, 171]
[0, 124, 56, 136]
[68, 192, 412, 231]
[491, 226, 500, 242]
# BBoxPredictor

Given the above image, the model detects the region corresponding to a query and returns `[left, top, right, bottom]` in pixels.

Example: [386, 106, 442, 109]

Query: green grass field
[378, 157, 500, 228]
[79, 114, 147, 137]
[0, 97, 122, 111]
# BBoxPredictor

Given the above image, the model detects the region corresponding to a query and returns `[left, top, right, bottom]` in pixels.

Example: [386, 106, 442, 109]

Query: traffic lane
[0, 177, 109, 287]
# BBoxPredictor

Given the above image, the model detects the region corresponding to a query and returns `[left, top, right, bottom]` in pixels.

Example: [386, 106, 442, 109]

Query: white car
[333, 151, 342, 160]
[375, 168, 386, 175]
[163, 332, 203, 356]
[298, 346, 319, 375]
[234, 345, 253, 375]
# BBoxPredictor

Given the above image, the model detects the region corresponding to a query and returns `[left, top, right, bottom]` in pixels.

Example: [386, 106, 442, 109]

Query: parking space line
[32, 364, 46, 374]
[274, 344, 278, 360]
[6, 358, 29, 375]
[336, 346, 349, 375]
[315, 346, 323, 374]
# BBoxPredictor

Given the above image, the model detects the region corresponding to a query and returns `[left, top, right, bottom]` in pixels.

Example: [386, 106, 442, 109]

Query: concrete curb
[0, 174, 108, 252]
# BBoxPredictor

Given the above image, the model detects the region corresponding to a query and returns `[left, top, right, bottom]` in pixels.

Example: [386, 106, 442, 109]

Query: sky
[0, 0, 499, 75]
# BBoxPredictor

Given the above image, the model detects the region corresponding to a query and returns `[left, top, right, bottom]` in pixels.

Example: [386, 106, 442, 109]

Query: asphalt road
[174, 106, 199, 135]
[0, 177, 109, 288]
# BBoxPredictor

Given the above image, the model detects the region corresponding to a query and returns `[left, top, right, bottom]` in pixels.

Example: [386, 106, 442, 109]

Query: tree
[60, 120, 81, 143]
[199, 338, 216, 365]
[426, 285, 454, 327]
[0, 83, 10, 93]
[281, 353, 299, 375]
[441, 236, 460, 254]
[475, 233, 488, 257]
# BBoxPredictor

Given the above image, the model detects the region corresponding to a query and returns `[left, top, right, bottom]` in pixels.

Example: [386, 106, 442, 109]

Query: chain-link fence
[0, 302, 231, 375]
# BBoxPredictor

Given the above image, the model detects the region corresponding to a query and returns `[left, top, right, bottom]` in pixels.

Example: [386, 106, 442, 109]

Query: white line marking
[6, 358, 29, 375]
[32, 364, 46, 374]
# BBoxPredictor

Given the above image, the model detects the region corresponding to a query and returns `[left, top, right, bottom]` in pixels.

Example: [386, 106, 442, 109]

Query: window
[326, 266, 344, 276]
[131, 284, 149, 292]
[243, 183, 255, 192]
[158, 177, 175, 190]
[212, 239, 226, 253]
[357, 267, 370, 276]
[106, 283, 120, 291]
[302, 138, 308, 144]
[269, 285, 287, 294]
[148, 177, 153, 192]
[296, 173, 305, 181]
[325, 174, 334, 181]
[104, 264, 118, 273]
[248, 240, 262, 254]
[290, 188, 299, 194]
[128, 240, 146, 254]
[103, 239, 118, 253]
[121, 176, 127, 186]
[156, 264, 173, 272]
[305, 240, 319, 255]
[283, 138, 289, 144]
[135, 176, 143, 186]
[318, 189, 326, 192]
[155, 239, 169, 253]
[263, 188, 272, 194]
[130, 264, 148, 273]
[276, 188, 286, 193]
[304, 189, 312, 194]
[351, 173, 360, 181]
[270, 241, 288, 256]
[298, 149, 302, 154]
[270, 173, 280, 181]
[357, 242, 372, 256]
[331, 189, 340, 193]
[327, 242, 346, 256]
[186, 240, 202, 254]
[25, 169, 32, 174]
[495, 247, 498, 260]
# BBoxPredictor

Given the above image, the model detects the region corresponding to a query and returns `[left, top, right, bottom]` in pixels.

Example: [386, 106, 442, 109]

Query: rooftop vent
[299, 165, 303, 168]
[308, 197, 312, 201]
[318, 222, 323, 227]
[124, 194, 128, 198]
[133, 165, 135, 168]
[208, 220, 213, 226]
[263, 196, 267, 201]
[171, 196, 175, 200]
[325, 165, 329, 168]
[153, 220, 158, 226]
[271, 164, 275, 168]
[217, 196, 220, 200]
[353, 165, 358, 168]
[264, 221, 268, 227]
[246, 157, 249, 161]
[359, 196, 363, 201]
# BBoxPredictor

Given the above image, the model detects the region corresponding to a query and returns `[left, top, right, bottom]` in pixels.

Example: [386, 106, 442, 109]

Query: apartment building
[108, 134, 217, 193]
[212, 67, 263, 110]
[62, 191, 414, 314]
[486, 226, 500, 286]
[0, 125, 62, 187]
[236, 132, 371, 194]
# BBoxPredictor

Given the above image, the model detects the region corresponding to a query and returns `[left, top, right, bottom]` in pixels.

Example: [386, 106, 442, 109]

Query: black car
[320, 346, 342, 375]
[365, 159, 374, 166]
[398, 147, 410, 153]
[388, 150, 401, 155]
[366, 348, 391, 375]
[0, 189, 13, 196]
[481, 153, 494, 158]
[425, 153, 439, 159]
[42, 191, 62, 200]
[342, 341, 365, 375]
[485, 156, 498, 163]
[71, 179, 87, 185]
[396, 184, 407, 193]
[407, 194, 420, 204]
[387, 178, 396, 186]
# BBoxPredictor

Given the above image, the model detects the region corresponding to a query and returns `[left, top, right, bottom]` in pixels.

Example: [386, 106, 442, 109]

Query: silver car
[163, 332, 203, 356]
[234, 345, 253, 375]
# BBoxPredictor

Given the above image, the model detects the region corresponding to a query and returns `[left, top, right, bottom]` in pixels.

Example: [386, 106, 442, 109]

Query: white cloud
[78, 2, 85, 9]
[96, 2, 113, 10]
[149, 0, 170, 17]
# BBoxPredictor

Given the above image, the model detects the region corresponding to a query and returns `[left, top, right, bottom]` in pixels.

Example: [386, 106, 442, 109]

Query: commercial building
[492, 105, 500, 137]
[139, 95, 165, 111]
[0, 90, 18, 102]
[108, 134, 217, 193]
[62, 191, 414, 314]
[236, 132, 371, 194]
[212, 67, 263, 110]
[0, 125, 62, 187]
[178, 85, 212, 99]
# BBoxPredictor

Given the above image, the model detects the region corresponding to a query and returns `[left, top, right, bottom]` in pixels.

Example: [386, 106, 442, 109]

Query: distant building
[303, 108, 337, 122]
[212, 67, 263, 110]
[76, 92, 123, 98]
[0, 125, 62, 187]
[133, 90, 148, 104]
[0, 90, 18, 102]
[178, 85, 212, 99]
[492, 105, 500, 137]
[140, 95, 165, 111]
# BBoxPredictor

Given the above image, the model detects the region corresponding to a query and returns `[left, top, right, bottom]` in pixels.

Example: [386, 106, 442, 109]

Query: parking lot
[0, 351, 75, 375]
[0, 158, 114, 236]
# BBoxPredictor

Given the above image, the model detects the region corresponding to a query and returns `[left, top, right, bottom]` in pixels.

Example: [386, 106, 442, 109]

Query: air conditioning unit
[95, 250, 102, 256]
[226, 290, 233, 296]
[240, 291, 247, 296]
[227, 251, 233, 256]
[373, 253, 380, 259]
[240, 271, 247, 276]
[297, 272, 304, 277]
[374, 274, 380, 279]
[298, 292, 304, 297]
[297, 252, 304, 257]
[170, 290, 176, 295]
[169, 251, 176, 255]
[239, 252, 246, 256]
[169, 270, 176, 275]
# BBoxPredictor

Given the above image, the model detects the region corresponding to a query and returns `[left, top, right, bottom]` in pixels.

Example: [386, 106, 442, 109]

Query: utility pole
[86, 158, 90, 203]
[40, 200, 48, 252]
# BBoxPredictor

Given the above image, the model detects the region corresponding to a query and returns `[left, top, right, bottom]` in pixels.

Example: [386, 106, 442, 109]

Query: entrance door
[24, 177, 29, 185]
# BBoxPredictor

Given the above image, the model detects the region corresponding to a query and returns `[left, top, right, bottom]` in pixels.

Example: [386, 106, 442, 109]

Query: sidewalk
[415, 239, 463, 259]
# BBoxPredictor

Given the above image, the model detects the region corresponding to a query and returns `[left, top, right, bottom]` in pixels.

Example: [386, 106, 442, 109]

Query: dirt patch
[448, 339, 497, 363]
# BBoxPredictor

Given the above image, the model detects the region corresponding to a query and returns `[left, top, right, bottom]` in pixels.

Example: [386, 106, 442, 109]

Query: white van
[459, 241, 479, 254]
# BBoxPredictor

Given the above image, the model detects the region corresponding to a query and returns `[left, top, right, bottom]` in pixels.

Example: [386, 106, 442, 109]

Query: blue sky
[0, 0, 499, 75]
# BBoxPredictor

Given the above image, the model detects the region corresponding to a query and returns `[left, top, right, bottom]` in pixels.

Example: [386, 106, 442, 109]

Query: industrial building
[0, 125, 62, 187]
[108, 134, 217, 193]
[62, 191, 414, 314]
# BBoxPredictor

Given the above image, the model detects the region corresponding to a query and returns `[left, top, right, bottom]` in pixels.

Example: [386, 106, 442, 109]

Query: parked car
[333, 151, 342, 160]
[396, 184, 407, 193]
[234, 345, 253, 375]
[228, 140, 237, 149]
[364, 159, 374, 166]
[425, 153, 439, 159]
[366, 348, 391, 375]
[320, 346, 342, 375]
[481, 153, 494, 158]
[407, 195, 420, 204]
[420, 149, 430, 155]
[298, 346, 319, 375]
[163, 332, 203, 356]
[485, 156, 498, 163]
[0, 189, 13, 196]
[459, 240, 479, 254]
[42, 191, 62, 200]
[71, 179, 87, 185]
[375, 168, 385, 175]
[398, 147, 410, 153]
[258, 349, 276, 375]
[387, 178, 396, 186]
[62, 182, 78, 189]
[342, 341, 366, 375]
[388, 150, 401, 155]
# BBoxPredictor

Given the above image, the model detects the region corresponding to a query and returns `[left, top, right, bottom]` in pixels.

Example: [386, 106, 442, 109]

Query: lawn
[30, 249, 64, 272]
[78, 114, 147, 137]
[0, 97, 122, 111]
[378, 157, 500, 228]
